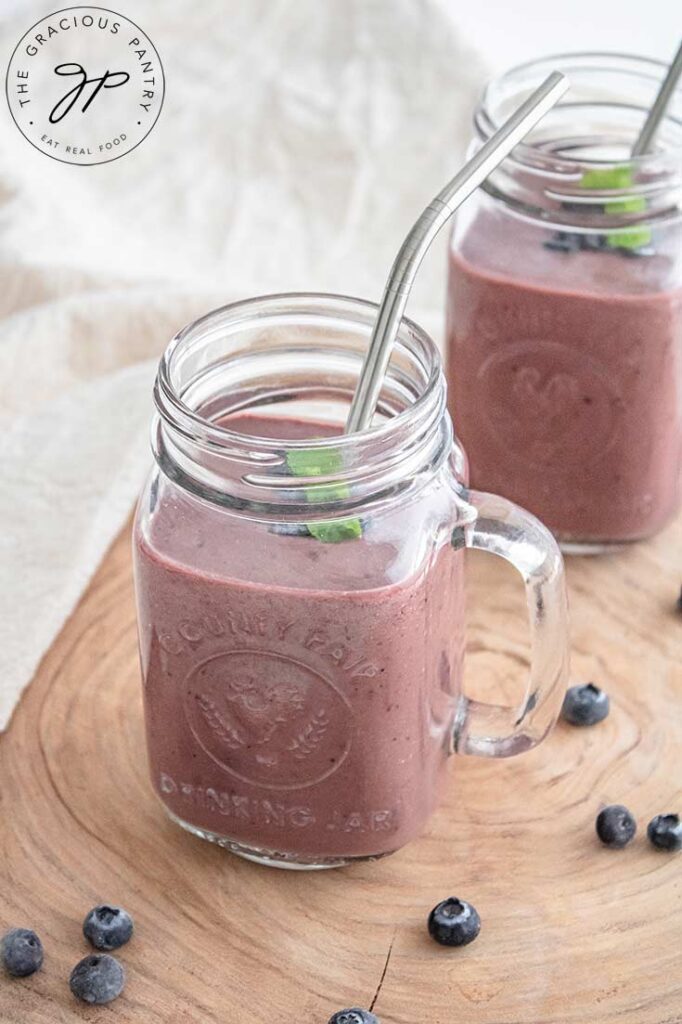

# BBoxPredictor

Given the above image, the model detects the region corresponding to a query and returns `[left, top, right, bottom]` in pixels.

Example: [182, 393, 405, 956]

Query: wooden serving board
[1, 519, 681, 1023]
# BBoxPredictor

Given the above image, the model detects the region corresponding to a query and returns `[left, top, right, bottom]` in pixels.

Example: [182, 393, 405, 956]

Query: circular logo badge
[184, 650, 353, 791]
[477, 340, 623, 470]
[5, 7, 164, 165]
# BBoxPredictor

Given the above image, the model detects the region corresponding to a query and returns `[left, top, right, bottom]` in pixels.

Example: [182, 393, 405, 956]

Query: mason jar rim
[154, 291, 444, 458]
[477, 52, 682, 165]
[471, 52, 682, 229]
[150, 292, 454, 520]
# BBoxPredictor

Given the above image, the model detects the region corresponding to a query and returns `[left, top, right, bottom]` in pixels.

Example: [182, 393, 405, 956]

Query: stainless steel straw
[632, 39, 682, 157]
[345, 71, 569, 434]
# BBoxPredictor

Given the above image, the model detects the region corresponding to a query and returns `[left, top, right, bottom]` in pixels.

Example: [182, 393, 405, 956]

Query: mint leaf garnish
[580, 165, 634, 190]
[580, 164, 652, 251]
[285, 447, 363, 543]
[307, 518, 363, 542]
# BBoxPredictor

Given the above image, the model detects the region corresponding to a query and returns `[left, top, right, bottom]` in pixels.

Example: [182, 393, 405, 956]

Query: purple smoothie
[447, 207, 682, 544]
[134, 415, 464, 862]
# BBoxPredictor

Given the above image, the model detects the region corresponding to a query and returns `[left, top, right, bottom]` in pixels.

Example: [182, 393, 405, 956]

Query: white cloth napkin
[0, 0, 487, 729]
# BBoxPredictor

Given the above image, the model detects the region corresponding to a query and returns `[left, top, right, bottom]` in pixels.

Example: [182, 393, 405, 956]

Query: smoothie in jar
[135, 415, 464, 865]
[133, 293, 569, 869]
[446, 54, 682, 550]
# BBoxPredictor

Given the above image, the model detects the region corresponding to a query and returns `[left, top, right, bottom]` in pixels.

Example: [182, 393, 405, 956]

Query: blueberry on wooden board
[1, 929, 44, 977]
[83, 904, 133, 951]
[327, 1011, 379, 1024]
[69, 954, 125, 1004]
[647, 814, 682, 852]
[596, 805, 637, 848]
[561, 683, 610, 726]
[427, 897, 481, 947]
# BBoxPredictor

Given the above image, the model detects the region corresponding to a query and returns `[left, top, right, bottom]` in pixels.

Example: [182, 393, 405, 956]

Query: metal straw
[345, 71, 569, 434]
[632, 39, 682, 157]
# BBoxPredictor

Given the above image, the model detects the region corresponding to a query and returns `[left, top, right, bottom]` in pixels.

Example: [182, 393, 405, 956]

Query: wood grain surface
[1, 519, 681, 1023]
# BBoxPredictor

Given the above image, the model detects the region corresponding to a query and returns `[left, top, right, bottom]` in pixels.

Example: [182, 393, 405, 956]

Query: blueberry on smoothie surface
[561, 683, 610, 726]
[647, 814, 682, 852]
[69, 953, 125, 1004]
[427, 897, 481, 947]
[83, 905, 133, 951]
[1, 928, 44, 977]
[327, 1010, 380, 1024]
[268, 522, 311, 537]
[543, 229, 582, 253]
[595, 805, 637, 848]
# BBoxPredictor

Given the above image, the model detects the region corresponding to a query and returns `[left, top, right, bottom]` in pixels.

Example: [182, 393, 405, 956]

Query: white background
[443, 0, 678, 68]
[2, 0, 678, 64]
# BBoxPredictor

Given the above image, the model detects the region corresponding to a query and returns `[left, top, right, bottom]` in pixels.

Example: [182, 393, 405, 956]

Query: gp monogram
[5, 6, 164, 165]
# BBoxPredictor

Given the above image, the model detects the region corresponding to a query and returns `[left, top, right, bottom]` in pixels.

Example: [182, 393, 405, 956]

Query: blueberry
[268, 522, 311, 537]
[647, 814, 682, 852]
[595, 805, 637, 848]
[543, 237, 573, 253]
[69, 954, 125, 1004]
[1, 928, 44, 977]
[559, 201, 590, 216]
[427, 897, 481, 947]
[327, 1010, 379, 1024]
[543, 230, 581, 253]
[580, 233, 609, 252]
[561, 683, 610, 726]
[83, 905, 133, 951]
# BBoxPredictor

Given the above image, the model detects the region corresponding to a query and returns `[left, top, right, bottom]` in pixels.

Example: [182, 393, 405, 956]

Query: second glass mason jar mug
[133, 294, 569, 869]
[447, 53, 682, 553]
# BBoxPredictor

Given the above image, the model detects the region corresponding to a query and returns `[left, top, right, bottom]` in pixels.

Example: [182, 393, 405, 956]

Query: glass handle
[453, 489, 569, 758]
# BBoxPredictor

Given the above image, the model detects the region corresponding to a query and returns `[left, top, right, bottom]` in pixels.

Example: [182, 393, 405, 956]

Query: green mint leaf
[285, 447, 343, 477]
[580, 165, 634, 190]
[307, 518, 363, 543]
[604, 196, 646, 215]
[603, 195, 652, 249]
[285, 446, 363, 542]
[580, 164, 651, 252]
[606, 226, 653, 250]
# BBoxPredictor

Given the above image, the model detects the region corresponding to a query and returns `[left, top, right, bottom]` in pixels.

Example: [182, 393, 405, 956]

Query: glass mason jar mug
[133, 294, 569, 869]
[447, 53, 682, 553]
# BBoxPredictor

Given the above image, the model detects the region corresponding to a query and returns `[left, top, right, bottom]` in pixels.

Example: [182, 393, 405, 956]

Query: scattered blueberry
[647, 814, 682, 852]
[561, 683, 610, 726]
[543, 230, 581, 253]
[543, 238, 572, 253]
[557, 201, 583, 215]
[580, 232, 609, 252]
[327, 1011, 379, 1024]
[69, 954, 125, 1004]
[268, 522, 311, 537]
[595, 805, 637, 848]
[1, 928, 44, 977]
[427, 897, 481, 947]
[83, 905, 133, 951]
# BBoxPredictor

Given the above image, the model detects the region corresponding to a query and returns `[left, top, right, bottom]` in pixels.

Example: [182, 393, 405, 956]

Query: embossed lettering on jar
[446, 54, 682, 551]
